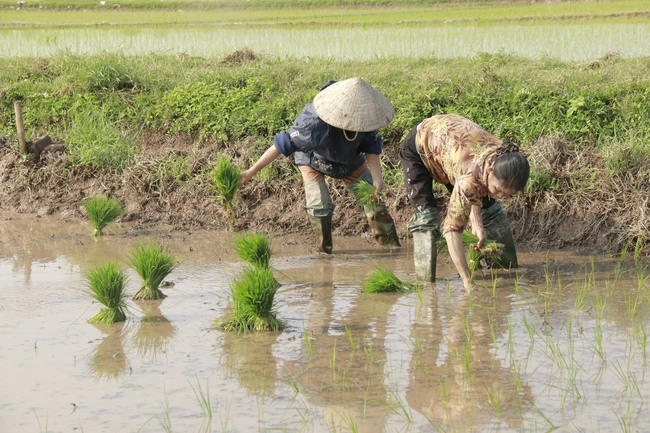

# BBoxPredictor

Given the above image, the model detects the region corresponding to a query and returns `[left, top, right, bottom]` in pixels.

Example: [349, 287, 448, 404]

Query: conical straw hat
[313, 77, 395, 132]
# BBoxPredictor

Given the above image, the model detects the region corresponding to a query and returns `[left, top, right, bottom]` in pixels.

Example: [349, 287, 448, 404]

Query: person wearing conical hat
[239, 77, 400, 253]
[399, 114, 529, 290]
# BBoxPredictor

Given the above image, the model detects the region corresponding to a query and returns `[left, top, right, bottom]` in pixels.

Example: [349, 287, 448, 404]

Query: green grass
[216, 266, 283, 332]
[363, 266, 417, 293]
[0, 51, 648, 253]
[87, 262, 128, 324]
[128, 242, 176, 300]
[82, 196, 124, 236]
[67, 108, 136, 172]
[232, 231, 272, 269]
[2, 1, 647, 24]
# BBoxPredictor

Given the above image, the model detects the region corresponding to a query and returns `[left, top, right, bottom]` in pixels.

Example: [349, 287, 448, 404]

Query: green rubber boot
[413, 230, 438, 282]
[309, 214, 333, 254]
[408, 208, 441, 282]
[481, 201, 518, 269]
[304, 180, 335, 254]
[364, 203, 401, 247]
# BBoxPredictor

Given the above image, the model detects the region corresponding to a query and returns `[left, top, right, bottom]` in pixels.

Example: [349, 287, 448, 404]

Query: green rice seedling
[83, 196, 124, 236]
[350, 180, 378, 211]
[128, 242, 176, 300]
[437, 231, 503, 271]
[87, 262, 127, 324]
[208, 154, 241, 212]
[303, 328, 314, 360]
[362, 266, 417, 293]
[232, 231, 272, 269]
[216, 266, 283, 333]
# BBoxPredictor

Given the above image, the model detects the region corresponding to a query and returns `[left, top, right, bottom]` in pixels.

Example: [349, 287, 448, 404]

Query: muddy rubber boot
[413, 230, 438, 282]
[364, 203, 400, 246]
[309, 214, 333, 254]
[481, 201, 518, 269]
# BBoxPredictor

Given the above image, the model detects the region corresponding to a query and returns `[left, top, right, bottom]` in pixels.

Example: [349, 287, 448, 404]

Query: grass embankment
[0, 53, 648, 253]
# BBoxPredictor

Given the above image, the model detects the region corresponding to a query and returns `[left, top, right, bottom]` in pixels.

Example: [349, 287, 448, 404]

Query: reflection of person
[406, 290, 533, 430]
[280, 261, 395, 432]
[399, 114, 530, 288]
[239, 77, 400, 254]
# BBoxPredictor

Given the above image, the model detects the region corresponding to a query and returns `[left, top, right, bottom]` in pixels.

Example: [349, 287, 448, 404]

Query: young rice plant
[437, 231, 504, 271]
[363, 266, 418, 293]
[232, 231, 272, 269]
[87, 262, 128, 324]
[128, 242, 176, 300]
[216, 266, 283, 333]
[209, 154, 241, 212]
[83, 195, 124, 236]
[350, 180, 378, 212]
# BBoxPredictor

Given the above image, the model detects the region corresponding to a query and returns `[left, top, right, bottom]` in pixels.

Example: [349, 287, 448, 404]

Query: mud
[1, 132, 646, 257]
[1, 212, 648, 433]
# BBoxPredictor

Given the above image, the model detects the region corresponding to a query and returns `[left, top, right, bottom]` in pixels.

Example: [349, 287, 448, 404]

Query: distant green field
[1, 0, 648, 27]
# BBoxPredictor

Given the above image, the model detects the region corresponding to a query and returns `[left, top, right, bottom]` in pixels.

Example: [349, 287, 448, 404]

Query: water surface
[0, 213, 648, 432]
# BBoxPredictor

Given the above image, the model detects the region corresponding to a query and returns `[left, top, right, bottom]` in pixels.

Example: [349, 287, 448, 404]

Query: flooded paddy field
[1, 21, 647, 61]
[1, 213, 648, 432]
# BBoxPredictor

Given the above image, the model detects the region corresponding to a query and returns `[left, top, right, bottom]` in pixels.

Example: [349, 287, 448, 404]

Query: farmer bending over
[240, 77, 400, 253]
[399, 114, 529, 289]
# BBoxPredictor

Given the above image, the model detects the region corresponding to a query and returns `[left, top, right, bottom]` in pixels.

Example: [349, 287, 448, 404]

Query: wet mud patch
[0, 132, 647, 255]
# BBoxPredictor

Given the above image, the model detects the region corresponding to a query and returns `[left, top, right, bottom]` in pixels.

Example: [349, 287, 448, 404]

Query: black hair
[493, 151, 530, 192]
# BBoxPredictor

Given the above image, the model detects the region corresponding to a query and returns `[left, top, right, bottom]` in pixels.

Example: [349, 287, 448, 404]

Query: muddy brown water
[1, 213, 648, 433]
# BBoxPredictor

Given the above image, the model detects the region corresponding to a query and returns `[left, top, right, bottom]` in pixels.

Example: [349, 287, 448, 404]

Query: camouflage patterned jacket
[415, 114, 503, 234]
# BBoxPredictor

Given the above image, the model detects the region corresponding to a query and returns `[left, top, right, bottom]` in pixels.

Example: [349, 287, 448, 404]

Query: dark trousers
[399, 125, 495, 212]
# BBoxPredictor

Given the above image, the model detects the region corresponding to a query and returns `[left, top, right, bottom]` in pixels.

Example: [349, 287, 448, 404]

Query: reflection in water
[406, 288, 533, 430]
[280, 259, 398, 433]
[221, 331, 279, 395]
[89, 323, 130, 380]
[3, 212, 650, 432]
[131, 300, 176, 361]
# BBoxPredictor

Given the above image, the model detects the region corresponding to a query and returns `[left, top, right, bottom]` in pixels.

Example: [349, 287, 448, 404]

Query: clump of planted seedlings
[209, 154, 241, 213]
[363, 266, 418, 293]
[437, 231, 503, 271]
[87, 262, 128, 324]
[232, 231, 272, 269]
[83, 195, 124, 236]
[216, 266, 283, 332]
[350, 180, 378, 211]
[128, 242, 176, 300]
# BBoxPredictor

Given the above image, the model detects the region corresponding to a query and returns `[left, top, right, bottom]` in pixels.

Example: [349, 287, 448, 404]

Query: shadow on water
[1, 213, 649, 433]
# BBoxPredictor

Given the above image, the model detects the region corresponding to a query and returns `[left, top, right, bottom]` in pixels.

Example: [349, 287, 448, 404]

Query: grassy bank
[0, 53, 648, 253]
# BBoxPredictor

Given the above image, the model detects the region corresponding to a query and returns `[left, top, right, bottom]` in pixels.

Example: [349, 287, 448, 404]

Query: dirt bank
[0, 132, 647, 255]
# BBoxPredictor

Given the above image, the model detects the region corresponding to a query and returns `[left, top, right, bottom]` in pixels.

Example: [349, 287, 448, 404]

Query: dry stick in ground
[13, 101, 27, 155]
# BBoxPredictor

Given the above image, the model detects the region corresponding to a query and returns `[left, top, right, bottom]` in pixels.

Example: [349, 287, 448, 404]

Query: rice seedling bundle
[350, 180, 378, 211]
[437, 231, 504, 270]
[128, 242, 176, 300]
[363, 266, 417, 293]
[209, 155, 241, 210]
[87, 262, 128, 324]
[216, 266, 283, 332]
[83, 195, 124, 236]
[232, 231, 272, 268]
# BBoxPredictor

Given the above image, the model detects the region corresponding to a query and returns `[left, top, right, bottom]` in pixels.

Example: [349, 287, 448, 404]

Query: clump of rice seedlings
[437, 231, 503, 271]
[363, 266, 418, 293]
[209, 154, 241, 211]
[87, 262, 127, 324]
[232, 231, 272, 268]
[83, 195, 124, 236]
[350, 180, 378, 211]
[216, 266, 283, 333]
[128, 242, 176, 300]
